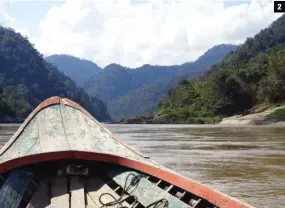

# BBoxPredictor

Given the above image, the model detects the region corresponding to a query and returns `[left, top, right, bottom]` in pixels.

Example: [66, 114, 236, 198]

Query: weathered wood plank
[0, 118, 39, 163]
[26, 137, 42, 155]
[70, 176, 85, 208]
[178, 191, 186, 199]
[38, 105, 70, 152]
[86, 177, 130, 208]
[50, 176, 69, 208]
[27, 179, 50, 208]
[86, 194, 100, 208]
[106, 168, 191, 208]
[61, 105, 95, 152]
[192, 198, 202, 208]
[0, 171, 33, 208]
[85, 112, 143, 161]
[166, 184, 173, 192]
[156, 180, 162, 185]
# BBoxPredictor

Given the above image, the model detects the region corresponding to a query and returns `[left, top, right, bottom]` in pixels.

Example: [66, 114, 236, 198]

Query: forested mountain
[46, 44, 236, 121]
[179, 44, 238, 77]
[45, 55, 101, 87]
[157, 14, 285, 122]
[84, 44, 237, 103]
[84, 63, 181, 102]
[106, 44, 237, 120]
[0, 26, 111, 122]
[108, 78, 177, 120]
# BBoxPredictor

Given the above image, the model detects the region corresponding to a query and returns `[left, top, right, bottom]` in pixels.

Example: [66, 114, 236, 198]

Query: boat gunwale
[0, 96, 61, 156]
[0, 96, 254, 208]
[0, 96, 148, 158]
[0, 150, 253, 208]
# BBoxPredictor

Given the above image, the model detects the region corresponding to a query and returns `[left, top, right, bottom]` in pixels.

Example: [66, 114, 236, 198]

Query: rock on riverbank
[220, 106, 285, 125]
[115, 105, 285, 125]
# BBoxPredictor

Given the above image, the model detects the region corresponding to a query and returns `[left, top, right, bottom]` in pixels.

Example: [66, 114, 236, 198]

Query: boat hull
[0, 97, 254, 208]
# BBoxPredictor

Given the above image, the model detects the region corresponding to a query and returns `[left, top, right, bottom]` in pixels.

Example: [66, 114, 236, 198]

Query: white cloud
[0, 0, 33, 41]
[0, 1, 13, 26]
[22, 0, 285, 67]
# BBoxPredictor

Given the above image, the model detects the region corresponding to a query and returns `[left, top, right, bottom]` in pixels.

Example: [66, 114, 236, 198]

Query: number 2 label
[274, 1, 285, 13]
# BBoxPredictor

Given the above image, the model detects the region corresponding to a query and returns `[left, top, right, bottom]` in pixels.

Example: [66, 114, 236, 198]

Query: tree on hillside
[0, 26, 111, 122]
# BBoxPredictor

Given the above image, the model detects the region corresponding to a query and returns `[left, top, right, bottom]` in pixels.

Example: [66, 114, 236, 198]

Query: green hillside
[97, 45, 236, 120]
[108, 78, 177, 120]
[84, 63, 181, 102]
[0, 26, 111, 122]
[157, 14, 285, 122]
[48, 44, 236, 121]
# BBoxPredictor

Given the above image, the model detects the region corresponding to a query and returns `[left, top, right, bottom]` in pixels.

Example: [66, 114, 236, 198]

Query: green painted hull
[0, 97, 254, 208]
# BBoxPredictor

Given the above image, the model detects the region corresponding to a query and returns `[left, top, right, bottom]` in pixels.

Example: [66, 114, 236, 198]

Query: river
[0, 124, 285, 207]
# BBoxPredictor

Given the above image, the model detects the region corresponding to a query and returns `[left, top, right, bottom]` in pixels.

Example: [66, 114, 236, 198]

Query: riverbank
[116, 115, 221, 124]
[220, 105, 285, 125]
[116, 105, 285, 125]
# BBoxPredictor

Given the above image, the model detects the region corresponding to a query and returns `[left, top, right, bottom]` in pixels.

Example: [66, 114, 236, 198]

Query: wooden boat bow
[0, 97, 255, 208]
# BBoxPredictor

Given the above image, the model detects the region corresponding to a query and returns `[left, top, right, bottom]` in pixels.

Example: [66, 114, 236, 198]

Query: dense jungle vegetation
[157, 14, 285, 122]
[0, 26, 111, 122]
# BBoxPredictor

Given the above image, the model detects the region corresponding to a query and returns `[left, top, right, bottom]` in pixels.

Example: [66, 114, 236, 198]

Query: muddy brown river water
[0, 124, 285, 208]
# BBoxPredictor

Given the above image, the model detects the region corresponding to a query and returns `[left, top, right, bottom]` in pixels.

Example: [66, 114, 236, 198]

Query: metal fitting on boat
[66, 164, 89, 176]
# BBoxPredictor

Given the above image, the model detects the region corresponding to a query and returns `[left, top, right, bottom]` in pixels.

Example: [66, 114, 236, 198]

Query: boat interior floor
[0, 160, 217, 208]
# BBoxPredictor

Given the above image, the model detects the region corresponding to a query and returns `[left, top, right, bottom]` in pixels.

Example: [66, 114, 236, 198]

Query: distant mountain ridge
[108, 44, 238, 120]
[45, 55, 101, 87]
[47, 44, 237, 121]
[85, 64, 182, 102]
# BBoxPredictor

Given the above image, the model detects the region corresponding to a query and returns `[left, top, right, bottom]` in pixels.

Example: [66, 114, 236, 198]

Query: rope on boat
[99, 173, 169, 208]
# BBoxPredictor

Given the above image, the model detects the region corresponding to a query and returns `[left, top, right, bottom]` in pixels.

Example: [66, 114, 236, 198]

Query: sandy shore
[220, 107, 284, 125]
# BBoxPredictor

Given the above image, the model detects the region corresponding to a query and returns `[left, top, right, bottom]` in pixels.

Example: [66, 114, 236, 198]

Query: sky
[0, 0, 282, 68]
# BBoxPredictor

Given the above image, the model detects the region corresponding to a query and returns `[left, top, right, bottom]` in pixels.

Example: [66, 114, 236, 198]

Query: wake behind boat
[0, 97, 254, 208]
